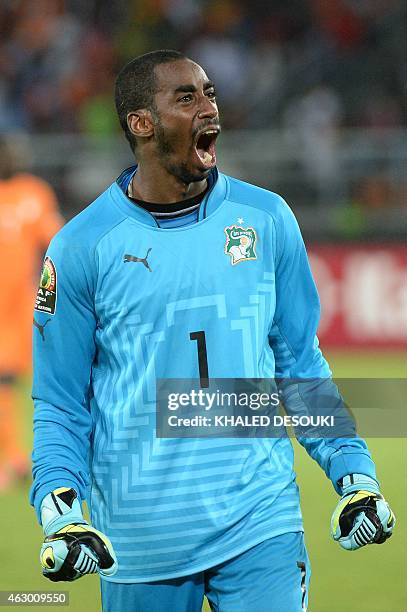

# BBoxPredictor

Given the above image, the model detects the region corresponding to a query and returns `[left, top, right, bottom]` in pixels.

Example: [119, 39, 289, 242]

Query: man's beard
[154, 121, 208, 184]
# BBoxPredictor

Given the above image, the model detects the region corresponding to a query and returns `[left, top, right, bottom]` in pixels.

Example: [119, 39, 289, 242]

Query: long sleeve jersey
[30, 167, 376, 582]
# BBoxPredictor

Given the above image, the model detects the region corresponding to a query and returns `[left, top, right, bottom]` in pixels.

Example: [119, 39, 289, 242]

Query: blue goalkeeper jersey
[31, 166, 376, 582]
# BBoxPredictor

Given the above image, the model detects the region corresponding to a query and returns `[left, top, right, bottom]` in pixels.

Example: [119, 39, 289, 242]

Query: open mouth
[194, 127, 220, 168]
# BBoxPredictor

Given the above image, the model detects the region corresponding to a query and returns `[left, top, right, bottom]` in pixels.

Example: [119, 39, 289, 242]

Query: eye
[179, 94, 193, 103]
[207, 90, 216, 99]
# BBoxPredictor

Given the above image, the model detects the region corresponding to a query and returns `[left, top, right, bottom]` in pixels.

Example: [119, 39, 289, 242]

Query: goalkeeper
[31, 50, 395, 611]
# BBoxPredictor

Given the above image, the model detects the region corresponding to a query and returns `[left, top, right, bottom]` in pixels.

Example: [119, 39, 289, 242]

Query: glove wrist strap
[340, 473, 379, 496]
[41, 488, 87, 536]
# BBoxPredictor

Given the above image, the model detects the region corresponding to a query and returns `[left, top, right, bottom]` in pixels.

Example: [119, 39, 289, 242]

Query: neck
[130, 159, 207, 203]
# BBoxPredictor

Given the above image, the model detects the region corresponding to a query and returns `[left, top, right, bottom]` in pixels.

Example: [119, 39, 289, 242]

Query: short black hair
[115, 49, 186, 152]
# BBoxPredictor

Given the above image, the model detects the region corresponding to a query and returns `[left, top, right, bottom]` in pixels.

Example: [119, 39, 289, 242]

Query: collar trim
[110, 165, 227, 229]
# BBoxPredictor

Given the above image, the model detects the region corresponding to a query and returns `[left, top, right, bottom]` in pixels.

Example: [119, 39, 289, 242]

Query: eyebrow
[174, 81, 215, 94]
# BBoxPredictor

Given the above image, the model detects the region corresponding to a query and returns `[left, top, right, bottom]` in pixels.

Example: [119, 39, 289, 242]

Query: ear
[127, 110, 155, 141]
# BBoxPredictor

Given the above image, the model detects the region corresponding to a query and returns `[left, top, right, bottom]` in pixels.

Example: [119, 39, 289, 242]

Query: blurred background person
[283, 83, 343, 206]
[0, 135, 63, 491]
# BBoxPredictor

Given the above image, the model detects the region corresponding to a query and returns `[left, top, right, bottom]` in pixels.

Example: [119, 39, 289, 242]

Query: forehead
[154, 59, 210, 94]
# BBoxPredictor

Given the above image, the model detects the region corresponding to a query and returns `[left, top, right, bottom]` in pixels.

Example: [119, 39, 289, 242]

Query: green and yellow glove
[331, 474, 395, 551]
[40, 487, 118, 581]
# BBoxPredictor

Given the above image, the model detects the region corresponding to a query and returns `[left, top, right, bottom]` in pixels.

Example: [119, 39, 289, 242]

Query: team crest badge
[224, 225, 257, 265]
[35, 256, 57, 315]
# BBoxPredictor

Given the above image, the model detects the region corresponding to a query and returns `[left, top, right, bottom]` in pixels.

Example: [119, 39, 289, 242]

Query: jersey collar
[110, 165, 228, 228]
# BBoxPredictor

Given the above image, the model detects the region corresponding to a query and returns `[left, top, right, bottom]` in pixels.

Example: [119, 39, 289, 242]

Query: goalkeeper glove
[40, 487, 118, 581]
[331, 474, 395, 551]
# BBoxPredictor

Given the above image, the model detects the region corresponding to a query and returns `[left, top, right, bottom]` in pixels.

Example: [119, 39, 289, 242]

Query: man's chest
[95, 216, 276, 327]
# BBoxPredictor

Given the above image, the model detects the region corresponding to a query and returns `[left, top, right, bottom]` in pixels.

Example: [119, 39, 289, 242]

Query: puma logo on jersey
[123, 248, 152, 272]
[33, 317, 51, 341]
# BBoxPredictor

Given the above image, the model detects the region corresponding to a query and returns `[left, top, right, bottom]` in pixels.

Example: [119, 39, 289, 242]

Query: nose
[197, 96, 218, 120]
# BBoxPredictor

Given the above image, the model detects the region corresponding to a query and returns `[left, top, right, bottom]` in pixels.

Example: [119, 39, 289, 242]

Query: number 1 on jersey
[189, 331, 209, 389]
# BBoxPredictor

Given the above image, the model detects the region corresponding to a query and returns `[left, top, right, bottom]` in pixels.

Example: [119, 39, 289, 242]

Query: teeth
[203, 130, 217, 135]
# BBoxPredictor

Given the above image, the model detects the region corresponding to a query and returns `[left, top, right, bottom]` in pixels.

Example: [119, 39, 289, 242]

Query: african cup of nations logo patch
[34, 256, 57, 315]
[224, 225, 257, 265]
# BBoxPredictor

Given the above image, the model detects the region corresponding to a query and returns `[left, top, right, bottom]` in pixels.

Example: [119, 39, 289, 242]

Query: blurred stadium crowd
[0, 0, 406, 134]
[0, 0, 406, 231]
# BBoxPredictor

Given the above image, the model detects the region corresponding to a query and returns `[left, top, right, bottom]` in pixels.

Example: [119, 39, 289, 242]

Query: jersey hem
[100, 523, 304, 584]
